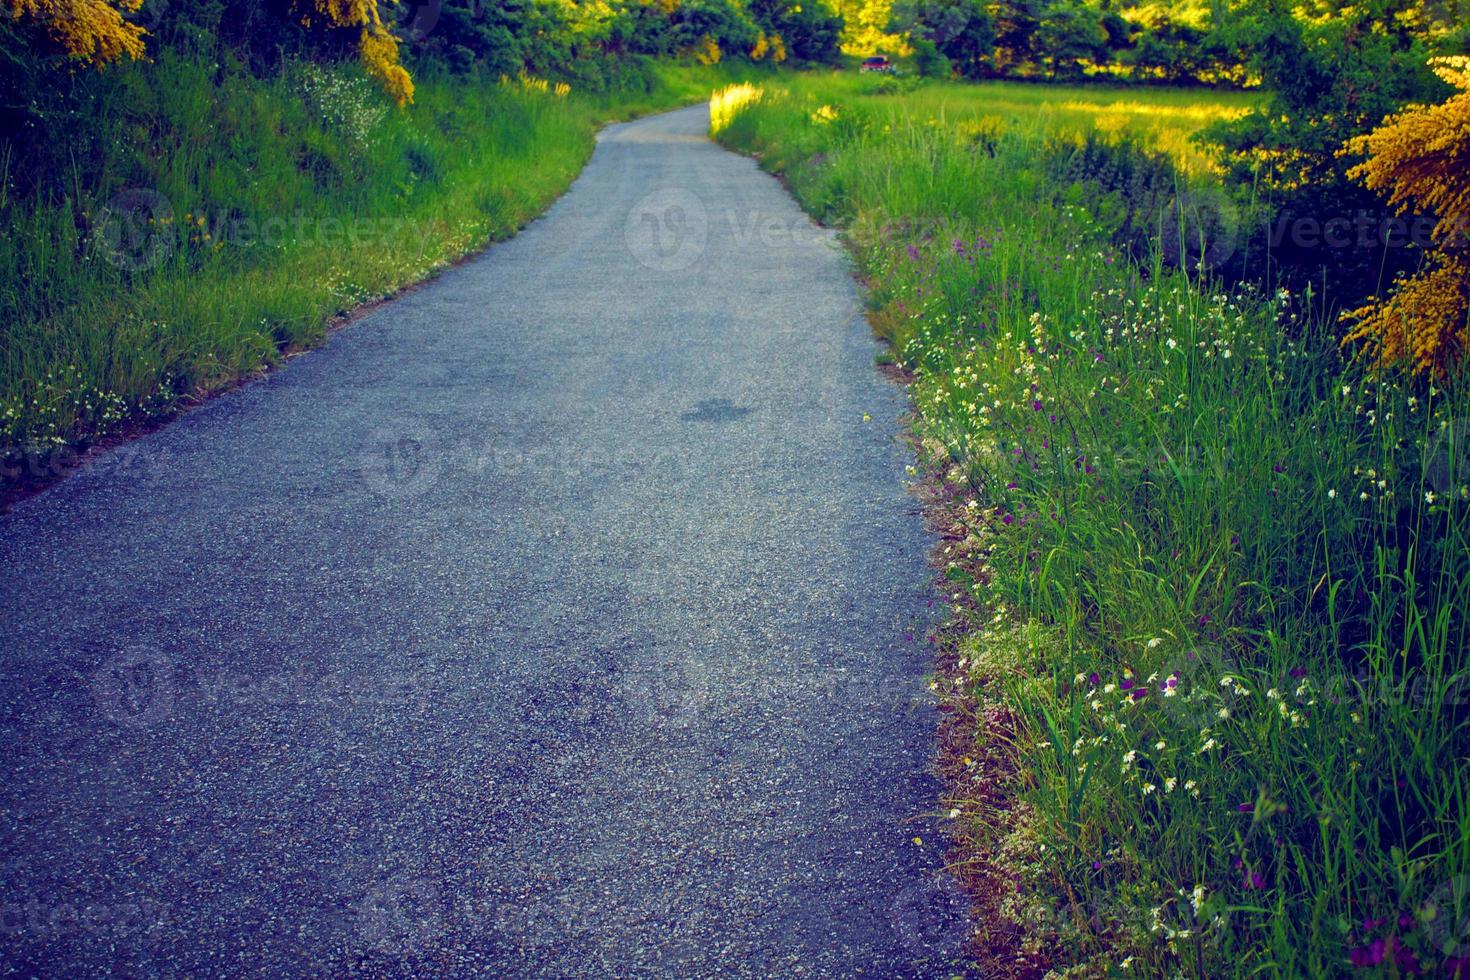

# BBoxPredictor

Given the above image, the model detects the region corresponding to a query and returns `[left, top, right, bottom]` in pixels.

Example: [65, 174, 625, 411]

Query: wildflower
[1154, 740, 1166, 751]
[1147, 637, 1162, 649]
[1426, 490, 1436, 504]
[1164, 777, 1177, 793]
[1327, 489, 1337, 500]
[1349, 938, 1387, 968]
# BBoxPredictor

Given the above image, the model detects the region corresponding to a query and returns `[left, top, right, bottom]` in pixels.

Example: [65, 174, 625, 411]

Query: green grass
[0, 56, 744, 480]
[713, 75, 1470, 976]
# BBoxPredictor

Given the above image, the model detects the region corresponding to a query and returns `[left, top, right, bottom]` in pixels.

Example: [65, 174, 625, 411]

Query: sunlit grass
[749, 72, 1257, 174]
[711, 82, 766, 134]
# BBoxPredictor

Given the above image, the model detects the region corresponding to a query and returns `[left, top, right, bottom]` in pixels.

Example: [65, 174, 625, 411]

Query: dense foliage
[1343, 57, 1470, 379]
[1, 0, 845, 182]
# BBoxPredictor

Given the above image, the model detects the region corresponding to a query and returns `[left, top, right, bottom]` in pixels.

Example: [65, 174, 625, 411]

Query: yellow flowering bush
[5, 0, 146, 64]
[306, 0, 414, 106]
[1341, 57, 1470, 378]
[750, 31, 787, 64]
[357, 23, 413, 107]
[6, 0, 412, 105]
[692, 34, 721, 66]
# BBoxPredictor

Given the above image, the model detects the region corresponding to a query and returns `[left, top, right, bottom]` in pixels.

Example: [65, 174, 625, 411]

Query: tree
[989, 0, 1042, 72]
[1202, 0, 1448, 296]
[670, 0, 761, 59]
[890, 0, 994, 77]
[3, 0, 146, 63]
[4, 0, 415, 103]
[1341, 57, 1470, 379]
[748, 0, 844, 63]
[832, 0, 906, 55]
[1033, 2, 1106, 77]
[1129, 16, 1209, 83]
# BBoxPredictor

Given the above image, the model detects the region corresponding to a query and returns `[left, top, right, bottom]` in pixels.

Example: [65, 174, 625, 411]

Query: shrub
[1341, 57, 1470, 379]
[910, 36, 952, 78]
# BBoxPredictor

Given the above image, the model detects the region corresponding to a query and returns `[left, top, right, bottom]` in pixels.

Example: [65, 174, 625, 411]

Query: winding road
[0, 104, 973, 976]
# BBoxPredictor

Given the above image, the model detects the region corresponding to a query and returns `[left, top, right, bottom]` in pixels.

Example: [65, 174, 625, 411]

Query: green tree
[749, 0, 845, 63]
[989, 0, 1042, 71]
[891, 0, 994, 76]
[1033, 2, 1106, 77]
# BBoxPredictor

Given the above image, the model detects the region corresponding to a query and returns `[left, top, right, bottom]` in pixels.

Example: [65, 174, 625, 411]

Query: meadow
[1, 57, 739, 482]
[713, 74, 1470, 976]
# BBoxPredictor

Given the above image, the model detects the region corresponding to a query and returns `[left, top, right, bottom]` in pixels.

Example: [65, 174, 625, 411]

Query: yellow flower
[1341, 57, 1470, 379]
[6, 0, 146, 63]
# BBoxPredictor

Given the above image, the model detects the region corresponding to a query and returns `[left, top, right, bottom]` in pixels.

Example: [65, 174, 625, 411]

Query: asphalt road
[0, 104, 973, 977]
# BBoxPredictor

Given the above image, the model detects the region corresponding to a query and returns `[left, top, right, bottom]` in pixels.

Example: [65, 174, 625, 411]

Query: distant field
[749, 72, 1259, 173]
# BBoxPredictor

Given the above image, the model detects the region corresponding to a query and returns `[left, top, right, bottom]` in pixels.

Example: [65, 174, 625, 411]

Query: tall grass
[1, 56, 740, 481]
[714, 75, 1470, 975]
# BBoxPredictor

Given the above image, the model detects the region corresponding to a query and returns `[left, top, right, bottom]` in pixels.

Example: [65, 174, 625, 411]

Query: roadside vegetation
[1, 60, 738, 481]
[711, 45, 1470, 980]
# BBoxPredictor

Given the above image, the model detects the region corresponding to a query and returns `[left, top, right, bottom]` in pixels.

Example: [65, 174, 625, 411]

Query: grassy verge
[1, 57, 743, 485]
[713, 74, 1470, 976]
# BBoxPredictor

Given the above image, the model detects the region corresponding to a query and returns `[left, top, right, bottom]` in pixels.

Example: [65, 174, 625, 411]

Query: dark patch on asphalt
[680, 398, 754, 423]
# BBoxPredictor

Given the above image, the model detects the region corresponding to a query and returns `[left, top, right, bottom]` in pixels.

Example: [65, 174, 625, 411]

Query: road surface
[0, 104, 972, 976]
